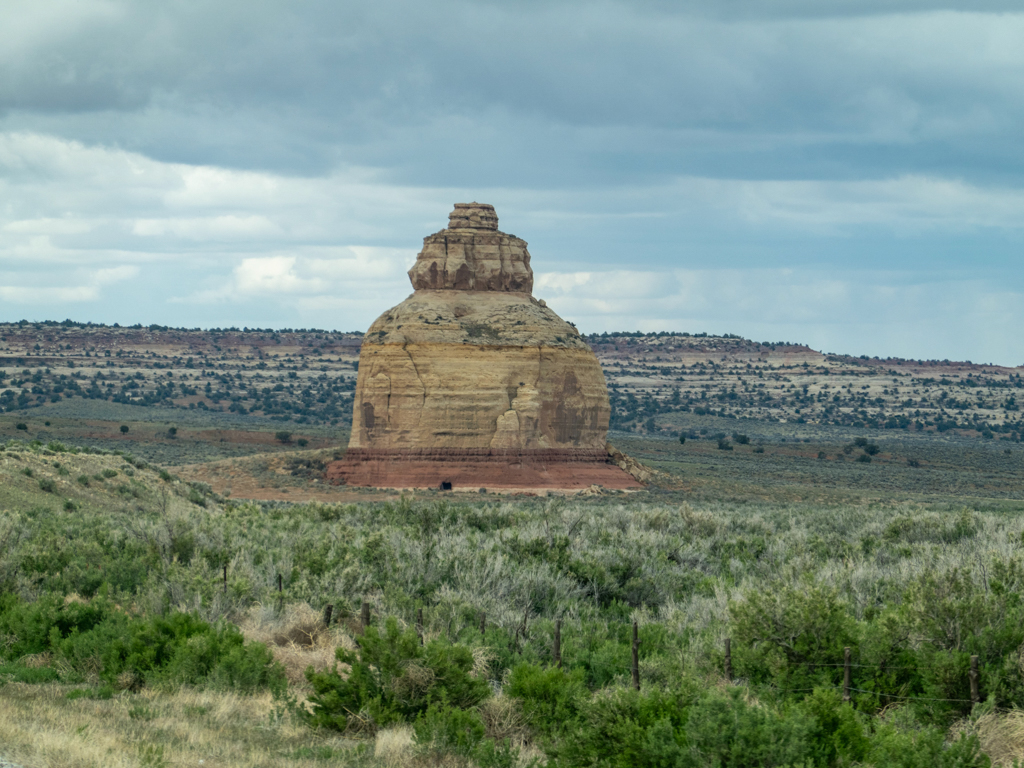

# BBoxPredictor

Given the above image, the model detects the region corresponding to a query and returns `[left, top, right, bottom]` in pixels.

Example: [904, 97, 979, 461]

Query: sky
[1, 1, 1023, 365]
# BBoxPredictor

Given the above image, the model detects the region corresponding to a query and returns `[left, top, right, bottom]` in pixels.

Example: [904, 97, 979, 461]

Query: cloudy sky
[1, 1, 1022, 364]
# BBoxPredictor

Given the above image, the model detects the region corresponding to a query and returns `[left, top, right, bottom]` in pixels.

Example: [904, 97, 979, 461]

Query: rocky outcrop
[408, 203, 533, 293]
[330, 203, 641, 491]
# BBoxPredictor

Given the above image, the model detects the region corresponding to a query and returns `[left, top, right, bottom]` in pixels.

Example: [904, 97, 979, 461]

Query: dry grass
[959, 710, 1024, 767]
[0, 683, 367, 767]
[373, 725, 414, 767]
[238, 602, 356, 687]
[479, 693, 528, 743]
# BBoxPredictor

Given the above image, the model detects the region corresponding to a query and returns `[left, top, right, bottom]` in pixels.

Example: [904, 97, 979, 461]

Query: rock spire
[327, 203, 640, 491]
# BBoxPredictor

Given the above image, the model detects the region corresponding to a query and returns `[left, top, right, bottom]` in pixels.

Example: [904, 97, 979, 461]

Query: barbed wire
[848, 687, 974, 704]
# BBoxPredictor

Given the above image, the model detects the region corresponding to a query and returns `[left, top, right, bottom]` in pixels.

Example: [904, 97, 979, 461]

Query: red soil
[326, 448, 642, 491]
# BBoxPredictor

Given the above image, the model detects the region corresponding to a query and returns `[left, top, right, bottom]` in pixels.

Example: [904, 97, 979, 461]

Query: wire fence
[330, 602, 985, 708]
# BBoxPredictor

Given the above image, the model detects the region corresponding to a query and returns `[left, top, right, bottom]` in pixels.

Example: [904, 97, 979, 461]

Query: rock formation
[327, 203, 641, 491]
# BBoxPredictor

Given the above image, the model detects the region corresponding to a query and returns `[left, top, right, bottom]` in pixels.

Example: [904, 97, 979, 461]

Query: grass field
[3, 322, 1024, 766]
[2, 430, 1024, 765]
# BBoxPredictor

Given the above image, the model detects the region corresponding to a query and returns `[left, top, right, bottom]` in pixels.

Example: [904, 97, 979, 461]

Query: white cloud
[0, 263, 137, 304]
[182, 247, 414, 304]
[132, 215, 282, 240]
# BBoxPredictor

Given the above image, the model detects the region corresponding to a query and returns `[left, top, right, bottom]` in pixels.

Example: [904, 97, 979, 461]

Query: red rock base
[326, 448, 642, 491]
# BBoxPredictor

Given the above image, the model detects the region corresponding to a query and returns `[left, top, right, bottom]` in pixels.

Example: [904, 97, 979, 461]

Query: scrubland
[3, 436, 1024, 766]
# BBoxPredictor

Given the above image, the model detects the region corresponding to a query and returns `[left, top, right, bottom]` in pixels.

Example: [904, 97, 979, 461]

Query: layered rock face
[328, 203, 640, 491]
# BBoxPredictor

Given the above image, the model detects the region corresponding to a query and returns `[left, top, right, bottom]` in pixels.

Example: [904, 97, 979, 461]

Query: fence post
[277, 574, 282, 593]
[323, 604, 333, 628]
[554, 619, 562, 669]
[843, 647, 851, 702]
[970, 655, 980, 706]
[631, 621, 640, 691]
[724, 637, 732, 682]
[480, 612, 486, 637]
[417, 607, 424, 645]
[223, 564, 227, 593]
[361, 601, 371, 633]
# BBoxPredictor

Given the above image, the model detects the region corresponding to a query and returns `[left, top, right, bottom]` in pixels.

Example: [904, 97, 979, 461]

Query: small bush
[297, 438, 309, 447]
[16, 423, 28, 431]
[102, 468, 118, 479]
[304, 617, 490, 732]
[38, 478, 56, 493]
[21, 467, 34, 477]
[717, 438, 733, 451]
[159, 470, 172, 482]
[275, 431, 292, 443]
[506, 663, 586, 738]
[414, 703, 486, 757]
[684, 687, 814, 767]
[856, 454, 872, 464]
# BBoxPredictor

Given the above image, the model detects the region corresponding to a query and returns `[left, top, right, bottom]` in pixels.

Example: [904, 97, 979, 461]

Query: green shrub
[0, 595, 284, 694]
[102, 468, 117, 479]
[506, 663, 587, 738]
[683, 687, 814, 768]
[730, 580, 855, 689]
[475, 739, 523, 768]
[413, 702, 485, 757]
[866, 720, 989, 768]
[20, 467, 34, 478]
[795, 688, 869, 766]
[38, 478, 56, 493]
[303, 617, 490, 732]
[549, 685, 693, 768]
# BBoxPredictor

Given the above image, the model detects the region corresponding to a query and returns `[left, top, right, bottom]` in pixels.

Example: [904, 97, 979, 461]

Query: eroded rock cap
[408, 203, 533, 293]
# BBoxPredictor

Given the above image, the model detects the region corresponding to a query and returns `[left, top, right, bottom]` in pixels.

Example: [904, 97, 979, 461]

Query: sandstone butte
[326, 203, 643, 492]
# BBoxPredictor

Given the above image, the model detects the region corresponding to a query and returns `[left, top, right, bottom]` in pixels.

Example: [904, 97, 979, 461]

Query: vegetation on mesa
[2, 322, 1021, 443]
[3, 434, 1024, 765]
